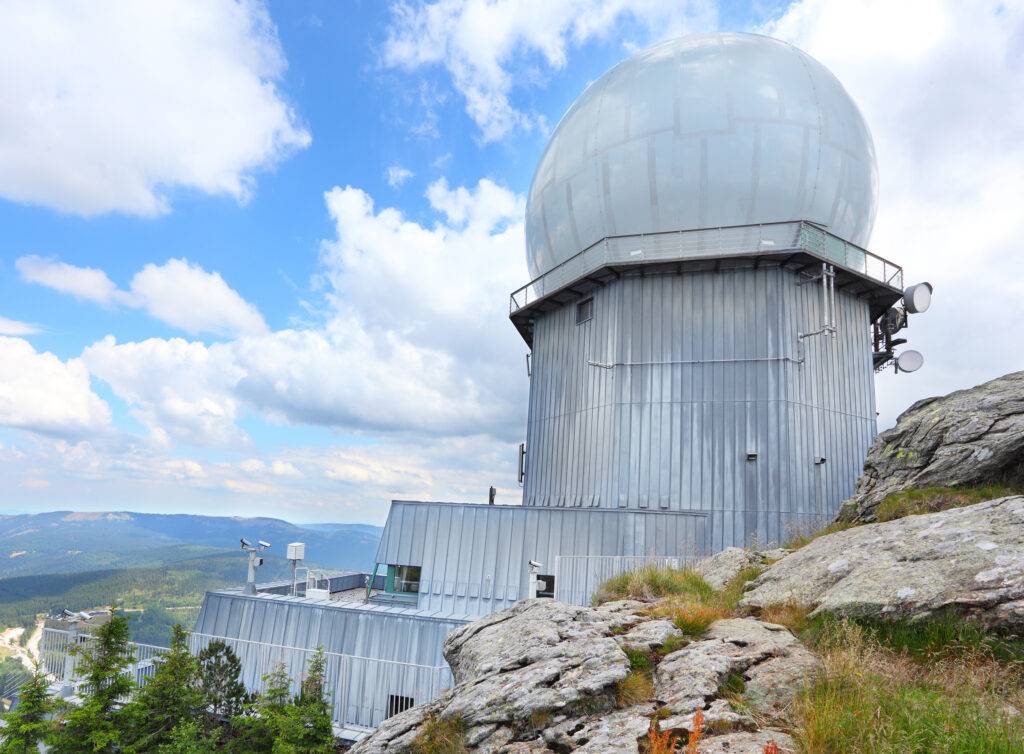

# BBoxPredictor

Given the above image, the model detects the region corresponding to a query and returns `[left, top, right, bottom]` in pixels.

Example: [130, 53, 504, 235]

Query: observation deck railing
[40, 627, 454, 732]
[510, 220, 903, 314]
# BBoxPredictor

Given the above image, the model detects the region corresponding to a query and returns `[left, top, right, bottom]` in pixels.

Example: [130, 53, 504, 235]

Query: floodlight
[903, 282, 933, 314]
[896, 350, 924, 373]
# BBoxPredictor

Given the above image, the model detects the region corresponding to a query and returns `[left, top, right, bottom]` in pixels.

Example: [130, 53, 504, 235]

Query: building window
[387, 694, 415, 718]
[386, 564, 421, 594]
[575, 297, 593, 325]
[537, 574, 555, 598]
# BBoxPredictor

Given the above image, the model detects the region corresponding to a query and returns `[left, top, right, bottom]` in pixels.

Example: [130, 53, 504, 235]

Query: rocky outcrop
[843, 371, 1024, 523]
[741, 496, 1024, 630]
[350, 601, 807, 753]
[692, 547, 789, 590]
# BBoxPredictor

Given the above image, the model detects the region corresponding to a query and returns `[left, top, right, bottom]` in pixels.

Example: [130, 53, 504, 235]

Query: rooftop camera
[528, 560, 542, 569]
[258, 540, 271, 549]
[240, 538, 252, 548]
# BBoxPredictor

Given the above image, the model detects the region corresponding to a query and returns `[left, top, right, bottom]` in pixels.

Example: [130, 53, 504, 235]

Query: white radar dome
[525, 33, 878, 279]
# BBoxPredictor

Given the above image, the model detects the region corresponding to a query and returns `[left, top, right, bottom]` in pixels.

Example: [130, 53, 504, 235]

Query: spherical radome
[525, 33, 878, 279]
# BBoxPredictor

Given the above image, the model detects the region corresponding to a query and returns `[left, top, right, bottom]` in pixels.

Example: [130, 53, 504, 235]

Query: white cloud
[383, 0, 717, 140]
[83, 336, 244, 447]
[16, 255, 121, 305]
[0, 0, 310, 216]
[72, 178, 529, 449]
[0, 316, 40, 336]
[761, 0, 1024, 425]
[18, 256, 267, 338]
[0, 337, 110, 436]
[127, 259, 269, 337]
[385, 165, 415, 188]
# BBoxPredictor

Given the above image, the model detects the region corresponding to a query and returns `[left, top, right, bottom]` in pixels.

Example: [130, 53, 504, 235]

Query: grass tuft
[759, 602, 811, 634]
[616, 669, 654, 707]
[875, 484, 1024, 522]
[803, 611, 1024, 664]
[408, 715, 469, 754]
[784, 521, 857, 550]
[593, 565, 714, 605]
[648, 599, 726, 635]
[792, 617, 1024, 753]
[624, 646, 654, 672]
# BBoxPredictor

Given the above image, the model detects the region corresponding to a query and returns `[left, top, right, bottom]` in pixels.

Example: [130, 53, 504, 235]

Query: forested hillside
[0, 511, 381, 578]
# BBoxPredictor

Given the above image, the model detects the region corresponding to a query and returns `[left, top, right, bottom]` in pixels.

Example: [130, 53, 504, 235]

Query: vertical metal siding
[522, 264, 876, 548]
[373, 502, 707, 617]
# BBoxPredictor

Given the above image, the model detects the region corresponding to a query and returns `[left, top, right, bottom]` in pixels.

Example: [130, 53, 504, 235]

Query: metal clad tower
[510, 33, 922, 548]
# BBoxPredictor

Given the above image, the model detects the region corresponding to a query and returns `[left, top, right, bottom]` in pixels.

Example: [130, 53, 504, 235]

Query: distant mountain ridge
[0, 511, 382, 579]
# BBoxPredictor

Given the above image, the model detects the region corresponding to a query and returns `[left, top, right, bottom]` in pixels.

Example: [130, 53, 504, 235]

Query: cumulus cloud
[0, 0, 310, 216]
[762, 0, 1024, 424]
[76, 178, 530, 447]
[383, 0, 717, 140]
[83, 336, 244, 448]
[18, 256, 267, 338]
[0, 337, 110, 436]
[16, 256, 121, 305]
[127, 259, 269, 337]
[0, 316, 40, 336]
[385, 165, 414, 187]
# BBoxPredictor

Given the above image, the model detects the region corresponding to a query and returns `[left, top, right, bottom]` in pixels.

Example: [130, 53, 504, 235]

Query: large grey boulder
[351, 602, 813, 753]
[844, 371, 1024, 522]
[741, 496, 1024, 629]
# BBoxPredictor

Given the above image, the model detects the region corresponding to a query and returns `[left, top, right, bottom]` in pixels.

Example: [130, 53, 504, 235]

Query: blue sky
[0, 0, 1021, 523]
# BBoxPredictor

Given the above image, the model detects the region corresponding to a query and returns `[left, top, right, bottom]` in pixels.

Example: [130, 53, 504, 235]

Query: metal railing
[510, 221, 903, 313]
[554, 555, 699, 606]
[40, 628, 454, 730]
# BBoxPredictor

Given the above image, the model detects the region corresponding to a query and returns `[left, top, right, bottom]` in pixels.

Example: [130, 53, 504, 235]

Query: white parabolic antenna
[896, 350, 924, 373]
[903, 282, 933, 314]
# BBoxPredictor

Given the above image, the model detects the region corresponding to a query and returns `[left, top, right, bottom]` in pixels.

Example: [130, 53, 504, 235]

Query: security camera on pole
[241, 538, 270, 595]
[528, 560, 542, 599]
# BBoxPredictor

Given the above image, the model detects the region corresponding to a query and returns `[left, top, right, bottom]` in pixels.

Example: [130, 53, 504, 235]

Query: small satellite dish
[903, 282, 933, 314]
[896, 350, 924, 373]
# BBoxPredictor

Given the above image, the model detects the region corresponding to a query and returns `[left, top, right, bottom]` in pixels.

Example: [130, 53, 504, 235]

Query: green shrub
[875, 484, 1023, 522]
[408, 715, 469, 754]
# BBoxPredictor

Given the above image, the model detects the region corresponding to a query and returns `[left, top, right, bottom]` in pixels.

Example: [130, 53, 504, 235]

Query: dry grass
[875, 484, 1024, 522]
[616, 669, 654, 707]
[593, 565, 714, 605]
[408, 715, 469, 754]
[647, 598, 726, 635]
[792, 618, 1024, 753]
[783, 520, 857, 550]
[758, 602, 811, 634]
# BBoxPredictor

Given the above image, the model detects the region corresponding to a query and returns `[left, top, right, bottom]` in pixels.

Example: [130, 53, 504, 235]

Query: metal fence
[554, 555, 696, 606]
[510, 220, 903, 313]
[39, 627, 453, 730]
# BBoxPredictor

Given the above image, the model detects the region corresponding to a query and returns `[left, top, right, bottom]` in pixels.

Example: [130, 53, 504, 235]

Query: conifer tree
[0, 668, 54, 754]
[121, 624, 203, 753]
[49, 610, 135, 754]
[274, 647, 335, 754]
[197, 639, 248, 720]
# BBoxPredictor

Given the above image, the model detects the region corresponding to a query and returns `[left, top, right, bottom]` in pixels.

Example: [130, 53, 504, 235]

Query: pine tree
[121, 624, 203, 753]
[225, 663, 291, 754]
[155, 719, 220, 754]
[273, 647, 335, 754]
[49, 610, 135, 754]
[197, 640, 248, 720]
[0, 668, 54, 754]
